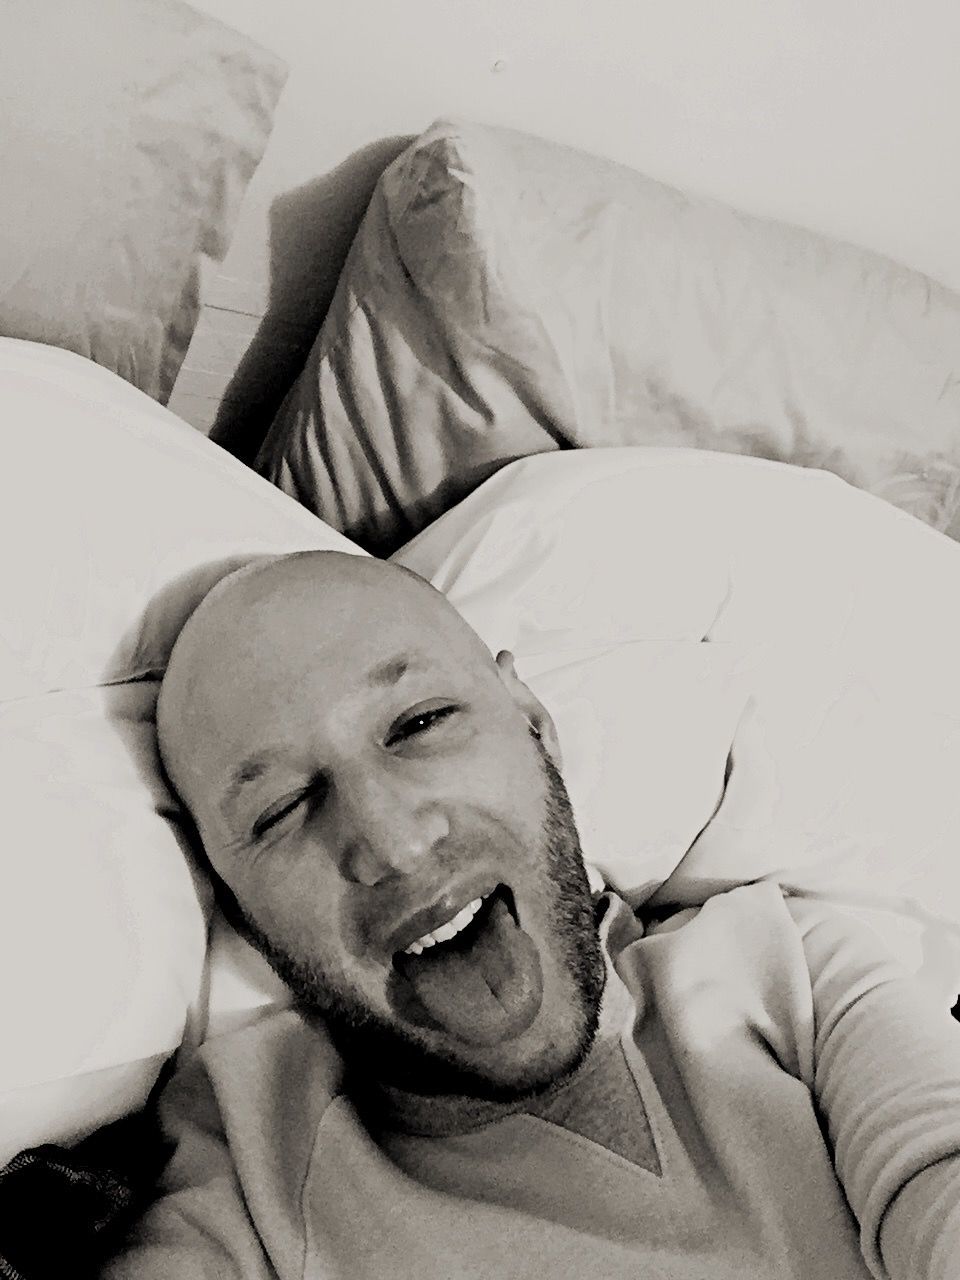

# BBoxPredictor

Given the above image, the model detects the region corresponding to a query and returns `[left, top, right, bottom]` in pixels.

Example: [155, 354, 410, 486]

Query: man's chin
[239, 927, 593, 1102]
[321, 975, 602, 1108]
[447, 1015, 599, 1105]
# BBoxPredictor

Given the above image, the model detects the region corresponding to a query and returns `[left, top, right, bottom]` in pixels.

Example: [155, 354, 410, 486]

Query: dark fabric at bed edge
[0, 1100, 170, 1280]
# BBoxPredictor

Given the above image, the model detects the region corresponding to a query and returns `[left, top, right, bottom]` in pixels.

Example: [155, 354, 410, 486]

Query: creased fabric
[257, 118, 960, 554]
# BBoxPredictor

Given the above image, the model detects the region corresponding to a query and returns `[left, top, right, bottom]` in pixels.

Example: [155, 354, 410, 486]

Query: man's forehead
[173, 555, 459, 676]
[158, 553, 493, 780]
[234, 589, 471, 684]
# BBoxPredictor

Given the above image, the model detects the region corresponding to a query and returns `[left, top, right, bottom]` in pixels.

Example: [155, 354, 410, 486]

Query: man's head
[158, 551, 605, 1106]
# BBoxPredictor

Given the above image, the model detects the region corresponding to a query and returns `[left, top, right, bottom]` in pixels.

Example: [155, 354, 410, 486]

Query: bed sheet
[0, 337, 357, 1164]
[394, 448, 960, 1004]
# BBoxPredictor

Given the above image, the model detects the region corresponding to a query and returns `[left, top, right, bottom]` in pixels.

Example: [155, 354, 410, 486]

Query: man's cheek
[299, 927, 387, 1008]
[501, 756, 549, 823]
[335, 894, 374, 962]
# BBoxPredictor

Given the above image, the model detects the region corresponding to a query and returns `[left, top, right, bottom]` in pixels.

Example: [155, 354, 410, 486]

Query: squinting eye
[388, 705, 457, 746]
[252, 794, 304, 840]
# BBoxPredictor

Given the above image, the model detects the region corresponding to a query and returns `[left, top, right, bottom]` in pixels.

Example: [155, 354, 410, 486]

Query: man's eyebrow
[365, 655, 426, 686]
[218, 751, 285, 818]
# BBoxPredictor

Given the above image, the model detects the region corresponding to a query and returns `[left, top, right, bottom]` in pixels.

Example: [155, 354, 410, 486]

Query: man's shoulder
[609, 879, 792, 943]
[165, 1006, 346, 1156]
[608, 881, 807, 1011]
[201, 1005, 344, 1101]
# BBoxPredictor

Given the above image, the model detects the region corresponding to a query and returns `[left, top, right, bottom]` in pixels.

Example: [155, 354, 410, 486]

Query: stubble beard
[233, 738, 607, 1104]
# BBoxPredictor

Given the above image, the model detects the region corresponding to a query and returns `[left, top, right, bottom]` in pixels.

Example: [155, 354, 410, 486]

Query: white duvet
[5, 337, 960, 1167]
[394, 448, 960, 1005]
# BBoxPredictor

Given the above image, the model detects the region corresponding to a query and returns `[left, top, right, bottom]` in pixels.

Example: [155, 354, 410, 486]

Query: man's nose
[334, 772, 451, 886]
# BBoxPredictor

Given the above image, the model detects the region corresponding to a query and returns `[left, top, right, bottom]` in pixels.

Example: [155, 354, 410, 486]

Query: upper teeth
[404, 896, 485, 955]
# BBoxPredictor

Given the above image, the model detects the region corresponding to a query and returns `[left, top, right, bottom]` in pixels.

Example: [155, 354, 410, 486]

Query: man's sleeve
[785, 896, 960, 1280]
[101, 1047, 277, 1280]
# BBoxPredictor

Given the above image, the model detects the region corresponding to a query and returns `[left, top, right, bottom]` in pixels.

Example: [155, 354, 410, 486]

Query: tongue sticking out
[397, 896, 543, 1046]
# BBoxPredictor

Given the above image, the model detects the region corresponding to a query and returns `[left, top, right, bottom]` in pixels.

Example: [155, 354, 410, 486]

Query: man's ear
[495, 650, 563, 769]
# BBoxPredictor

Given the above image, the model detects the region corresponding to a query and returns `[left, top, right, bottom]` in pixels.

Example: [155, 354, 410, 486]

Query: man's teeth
[403, 897, 485, 955]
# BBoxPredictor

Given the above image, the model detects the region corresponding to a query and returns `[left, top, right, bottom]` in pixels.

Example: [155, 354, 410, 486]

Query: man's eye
[252, 794, 303, 840]
[388, 705, 457, 745]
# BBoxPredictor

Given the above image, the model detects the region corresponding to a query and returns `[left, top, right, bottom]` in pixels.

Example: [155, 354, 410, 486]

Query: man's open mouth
[393, 884, 518, 962]
[390, 885, 543, 1046]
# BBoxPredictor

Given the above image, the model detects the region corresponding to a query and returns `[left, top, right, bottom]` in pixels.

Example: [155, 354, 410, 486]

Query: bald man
[105, 551, 960, 1280]
[157, 550, 605, 1113]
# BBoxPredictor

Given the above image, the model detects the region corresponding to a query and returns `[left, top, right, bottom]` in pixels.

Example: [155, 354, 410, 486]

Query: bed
[3, 0, 960, 1273]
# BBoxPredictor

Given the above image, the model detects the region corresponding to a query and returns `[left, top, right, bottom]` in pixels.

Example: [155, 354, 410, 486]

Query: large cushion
[257, 117, 960, 554]
[0, 339, 362, 1166]
[393, 448, 960, 1005]
[0, 0, 286, 403]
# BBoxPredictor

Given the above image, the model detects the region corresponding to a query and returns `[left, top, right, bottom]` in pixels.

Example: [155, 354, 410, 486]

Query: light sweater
[103, 884, 960, 1279]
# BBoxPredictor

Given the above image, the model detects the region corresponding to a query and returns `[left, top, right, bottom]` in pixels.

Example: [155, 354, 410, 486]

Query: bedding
[75, 441, 960, 1071]
[4, 7, 959, 1265]
[393, 449, 960, 1004]
[256, 117, 960, 555]
[0, 0, 286, 403]
[0, 338, 361, 1168]
[7, 359, 960, 1175]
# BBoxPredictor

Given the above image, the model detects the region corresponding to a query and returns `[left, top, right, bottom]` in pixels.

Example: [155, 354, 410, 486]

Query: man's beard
[227, 738, 606, 1104]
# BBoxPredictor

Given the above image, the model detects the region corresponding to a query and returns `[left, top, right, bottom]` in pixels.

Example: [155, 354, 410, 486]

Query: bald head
[157, 550, 498, 816]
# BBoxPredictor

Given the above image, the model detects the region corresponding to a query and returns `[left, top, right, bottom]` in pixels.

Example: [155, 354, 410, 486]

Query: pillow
[393, 447, 960, 1005]
[256, 117, 960, 554]
[0, 338, 363, 1166]
[0, 0, 286, 403]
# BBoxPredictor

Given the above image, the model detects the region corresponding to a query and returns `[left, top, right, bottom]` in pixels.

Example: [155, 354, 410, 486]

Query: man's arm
[785, 896, 960, 1280]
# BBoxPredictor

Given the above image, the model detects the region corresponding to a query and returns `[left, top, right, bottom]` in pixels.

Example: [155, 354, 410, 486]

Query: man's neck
[353, 1072, 553, 1138]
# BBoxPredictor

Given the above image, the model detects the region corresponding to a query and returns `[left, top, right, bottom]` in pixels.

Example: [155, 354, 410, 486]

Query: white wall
[179, 0, 960, 447]
[202, 0, 960, 291]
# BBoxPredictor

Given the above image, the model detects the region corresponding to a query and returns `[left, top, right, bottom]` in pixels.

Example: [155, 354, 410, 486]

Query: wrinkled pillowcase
[393, 446, 960, 1004]
[256, 116, 960, 554]
[0, 339, 360, 1167]
[0, 0, 287, 403]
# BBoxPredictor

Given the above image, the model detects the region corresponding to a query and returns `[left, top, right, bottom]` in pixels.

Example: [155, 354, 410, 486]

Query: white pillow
[393, 448, 960, 1005]
[257, 118, 960, 555]
[0, 339, 363, 1165]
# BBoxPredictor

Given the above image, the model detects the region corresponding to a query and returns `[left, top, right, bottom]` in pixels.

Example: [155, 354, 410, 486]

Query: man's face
[159, 553, 605, 1102]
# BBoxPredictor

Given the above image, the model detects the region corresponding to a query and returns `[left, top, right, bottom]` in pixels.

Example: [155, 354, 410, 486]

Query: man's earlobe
[528, 709, 562, 769]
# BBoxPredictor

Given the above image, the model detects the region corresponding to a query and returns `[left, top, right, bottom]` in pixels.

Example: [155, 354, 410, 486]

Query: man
[105, 550, 960, 1279]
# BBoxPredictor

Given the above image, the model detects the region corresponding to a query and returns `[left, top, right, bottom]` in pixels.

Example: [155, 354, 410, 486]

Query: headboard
[178, 0, 960, 459]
